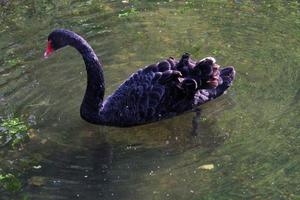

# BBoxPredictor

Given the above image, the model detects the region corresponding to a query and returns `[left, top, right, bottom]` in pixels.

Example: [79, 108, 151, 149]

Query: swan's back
[99, 55, 235, 127]
[100, 59, 184, 126]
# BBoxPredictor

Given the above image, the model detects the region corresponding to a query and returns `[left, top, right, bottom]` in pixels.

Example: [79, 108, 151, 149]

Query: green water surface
[0, 0, 299, 199]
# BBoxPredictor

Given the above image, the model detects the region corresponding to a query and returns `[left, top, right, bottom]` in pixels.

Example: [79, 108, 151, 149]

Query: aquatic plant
[0, 173, 22, 193]
[118, 7, 139, 18]
[0, 117, 30, 148]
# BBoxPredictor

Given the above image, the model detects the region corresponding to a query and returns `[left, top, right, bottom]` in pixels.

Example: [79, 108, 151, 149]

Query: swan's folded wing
[100, 60, 195, 126]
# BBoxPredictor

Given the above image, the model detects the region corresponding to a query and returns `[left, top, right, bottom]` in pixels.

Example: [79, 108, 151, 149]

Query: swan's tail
[215, 66, 236, 97]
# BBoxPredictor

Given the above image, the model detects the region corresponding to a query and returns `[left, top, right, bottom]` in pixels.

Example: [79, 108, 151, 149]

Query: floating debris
[28, 176, 47, 187]
[198, 164, 214, 170]
[33, 165, 42, 169]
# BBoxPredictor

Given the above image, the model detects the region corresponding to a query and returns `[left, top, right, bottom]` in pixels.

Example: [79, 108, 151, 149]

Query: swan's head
[44, 29, 75, 58]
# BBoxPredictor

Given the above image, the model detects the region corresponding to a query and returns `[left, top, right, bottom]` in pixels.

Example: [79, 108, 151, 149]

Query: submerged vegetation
[0, 173, 22, 193]
[0, 117, 30, 149]
[0, 117, 31, 194]
[118, 7, 139, 18]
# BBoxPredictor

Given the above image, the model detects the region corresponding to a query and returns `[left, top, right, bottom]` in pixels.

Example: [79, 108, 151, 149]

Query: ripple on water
[0, 1, 299, 200]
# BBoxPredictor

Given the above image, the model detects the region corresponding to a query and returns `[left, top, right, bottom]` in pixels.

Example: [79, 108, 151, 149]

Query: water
[0, 0, 299, 199]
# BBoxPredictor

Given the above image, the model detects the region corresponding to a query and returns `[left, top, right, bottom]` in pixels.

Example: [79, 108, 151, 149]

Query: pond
[0, 0, 299, 199]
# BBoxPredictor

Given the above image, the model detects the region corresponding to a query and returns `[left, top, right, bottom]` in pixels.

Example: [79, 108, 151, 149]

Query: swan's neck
[70, 36, 105, 124]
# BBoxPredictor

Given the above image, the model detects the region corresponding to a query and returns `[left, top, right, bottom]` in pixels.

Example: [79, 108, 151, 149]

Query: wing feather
[100, 55, 226, 126]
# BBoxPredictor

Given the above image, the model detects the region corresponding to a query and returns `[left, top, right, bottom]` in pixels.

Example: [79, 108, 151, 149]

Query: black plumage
[45, 29, 236, 127]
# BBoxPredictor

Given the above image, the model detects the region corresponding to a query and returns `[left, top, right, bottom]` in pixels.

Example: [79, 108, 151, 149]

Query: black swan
[44, 29, 235, 127]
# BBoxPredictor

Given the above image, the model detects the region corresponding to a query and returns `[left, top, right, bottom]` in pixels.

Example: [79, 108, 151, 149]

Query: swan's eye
[44, 40, 53, 59]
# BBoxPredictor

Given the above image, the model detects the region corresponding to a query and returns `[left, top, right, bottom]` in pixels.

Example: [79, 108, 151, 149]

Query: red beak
[44, 41, 53, 59]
